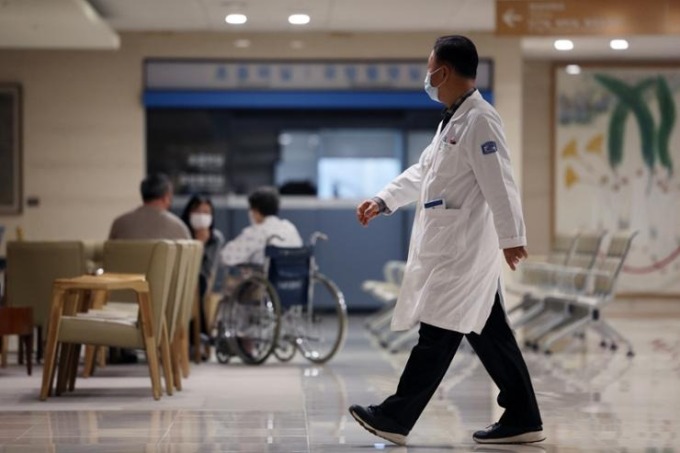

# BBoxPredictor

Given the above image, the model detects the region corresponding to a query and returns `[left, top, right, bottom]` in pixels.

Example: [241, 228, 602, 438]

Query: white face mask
[424, 66, 445, 103]
[190, 213, 212, 230]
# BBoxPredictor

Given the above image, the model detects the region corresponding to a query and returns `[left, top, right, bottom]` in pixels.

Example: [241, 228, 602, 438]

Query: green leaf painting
[606, 78, 656, 171]
[595, 74, 677, 177]
[656, 76, 676, 175]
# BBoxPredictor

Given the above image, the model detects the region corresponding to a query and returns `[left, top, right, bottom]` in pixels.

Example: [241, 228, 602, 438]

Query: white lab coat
[377, 91, 526, 334]
[220, 216, 303, 266]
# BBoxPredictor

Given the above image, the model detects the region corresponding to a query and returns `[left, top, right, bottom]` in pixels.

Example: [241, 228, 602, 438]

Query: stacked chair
[39, 240, 178, 400]
[3, 239, 204, 401]
[174, 240, 203, 383]
[4, 241, 89, 363]
[363, 261, 405, 334]
[77, 240, 203, 396]
[509, 230, 638, 356]
[365, 230, 638, 357]
[362, 261, 421, 353]
[508, 231, 606, 330]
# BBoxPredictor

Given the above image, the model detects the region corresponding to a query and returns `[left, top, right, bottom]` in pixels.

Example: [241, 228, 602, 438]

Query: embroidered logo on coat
[481, 141, 498, 155]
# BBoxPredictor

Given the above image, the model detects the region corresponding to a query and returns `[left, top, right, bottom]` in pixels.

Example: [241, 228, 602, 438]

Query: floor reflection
[0, 317, 678, 451]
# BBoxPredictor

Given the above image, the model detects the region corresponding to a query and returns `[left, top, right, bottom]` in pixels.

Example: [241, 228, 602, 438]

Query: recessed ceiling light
[565, 64, 581, 75]
[554, 39, 574, 51]
[610, 39, 629, 50]
[234, 39, 251, 48]
[225, 14, 247, 25]
[288, 14, 310, 25]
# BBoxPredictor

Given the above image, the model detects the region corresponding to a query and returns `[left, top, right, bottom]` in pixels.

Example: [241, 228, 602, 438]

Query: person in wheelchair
[220, 186, 303, 267]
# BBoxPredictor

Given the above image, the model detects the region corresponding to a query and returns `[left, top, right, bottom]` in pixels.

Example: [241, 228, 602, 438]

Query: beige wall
[0, 32, 523, 252]
[521, 60, 553, 255]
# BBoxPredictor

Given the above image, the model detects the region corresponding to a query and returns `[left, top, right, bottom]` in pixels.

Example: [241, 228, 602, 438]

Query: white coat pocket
[418, 208, 470, 259]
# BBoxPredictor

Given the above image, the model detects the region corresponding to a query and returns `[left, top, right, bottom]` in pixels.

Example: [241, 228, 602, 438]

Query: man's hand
[356, 199, 381, 227]
[503, 246, 528, 271]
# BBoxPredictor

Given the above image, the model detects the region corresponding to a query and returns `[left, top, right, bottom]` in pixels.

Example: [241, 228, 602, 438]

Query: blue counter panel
[144, 89, 493, 109]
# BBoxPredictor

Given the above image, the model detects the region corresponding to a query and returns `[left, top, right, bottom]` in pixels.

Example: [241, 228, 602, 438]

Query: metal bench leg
[388, 328, 419, 353]
[511, 300, 547, 329]
[523, 309, 568, 344]
[594, 320, 634, 356]
[540, 315, 591, 353]
[367, 304, 395, 334]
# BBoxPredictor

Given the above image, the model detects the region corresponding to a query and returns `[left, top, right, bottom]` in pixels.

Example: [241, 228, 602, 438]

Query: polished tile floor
[0, 312, 679, 452]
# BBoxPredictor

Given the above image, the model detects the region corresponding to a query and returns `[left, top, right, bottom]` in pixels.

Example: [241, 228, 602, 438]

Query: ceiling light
[288, 14, 310, 25]
[225, 14, 247, 25]
[565, 64, 581, 75]
[554, 39, 574, 51]
[610, 39, 629, 50]
[234, 39, 251, 48]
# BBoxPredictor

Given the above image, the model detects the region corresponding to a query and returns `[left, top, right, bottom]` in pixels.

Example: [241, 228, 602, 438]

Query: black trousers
[379, 294, 542, 431]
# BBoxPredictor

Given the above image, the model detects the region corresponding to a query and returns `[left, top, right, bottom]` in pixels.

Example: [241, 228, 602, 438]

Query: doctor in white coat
[349, 35, 544, 446]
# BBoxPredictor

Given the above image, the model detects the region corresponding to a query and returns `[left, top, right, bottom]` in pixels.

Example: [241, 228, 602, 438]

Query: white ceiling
[0, 0, 119, 49]
[0, 0, 678, 59]
[88, 0, 496, 33]
[523, 36, 680, 60]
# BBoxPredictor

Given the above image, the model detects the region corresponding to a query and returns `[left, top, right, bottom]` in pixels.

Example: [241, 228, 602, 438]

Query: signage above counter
[496, 0, 680, 36]
[145, 60, 493, 92]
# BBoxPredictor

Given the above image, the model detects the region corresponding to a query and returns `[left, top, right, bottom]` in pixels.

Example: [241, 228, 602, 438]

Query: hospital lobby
[0, 0, 679, 451]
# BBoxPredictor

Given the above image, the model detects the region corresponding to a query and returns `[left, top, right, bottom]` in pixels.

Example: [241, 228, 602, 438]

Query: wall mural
[555, 67, 680, 295]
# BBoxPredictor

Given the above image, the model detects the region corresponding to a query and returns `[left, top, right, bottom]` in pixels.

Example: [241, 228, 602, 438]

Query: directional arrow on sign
[503, 8, 523, 28]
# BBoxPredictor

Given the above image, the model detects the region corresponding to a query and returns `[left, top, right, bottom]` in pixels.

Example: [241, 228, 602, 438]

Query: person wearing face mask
[181, 193, 225, 320]
[220, 187, 302, 267]
[181, 194, 224, 285]
[349, 35, 544, 446]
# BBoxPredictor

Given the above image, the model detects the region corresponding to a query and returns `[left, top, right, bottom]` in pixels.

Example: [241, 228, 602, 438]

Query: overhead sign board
[145, 60, 493, 91]
[496, 0, 678, 36]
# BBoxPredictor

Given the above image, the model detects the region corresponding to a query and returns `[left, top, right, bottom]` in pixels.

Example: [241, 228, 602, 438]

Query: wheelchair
[213, 233, 348, 365]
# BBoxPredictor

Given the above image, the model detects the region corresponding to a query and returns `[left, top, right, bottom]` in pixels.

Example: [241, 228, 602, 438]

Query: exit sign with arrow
[496, 0, 680, 36]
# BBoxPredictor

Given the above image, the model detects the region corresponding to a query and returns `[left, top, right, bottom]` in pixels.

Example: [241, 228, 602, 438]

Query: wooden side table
[0, 307, 34, 375]
[38, 273, 167, 401]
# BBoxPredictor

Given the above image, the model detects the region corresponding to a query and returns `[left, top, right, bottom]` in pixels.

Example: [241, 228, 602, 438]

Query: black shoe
[473, 423, 545, 444]
[108, 349, 138, 364]
[348, 404, 409, 446]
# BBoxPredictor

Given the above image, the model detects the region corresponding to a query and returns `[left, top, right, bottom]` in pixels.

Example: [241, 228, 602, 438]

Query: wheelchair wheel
[273, 338, 297, 362]
[215, 320, 232, 364]
[294, 272, 348, 364]
[228, 275, 281, 365]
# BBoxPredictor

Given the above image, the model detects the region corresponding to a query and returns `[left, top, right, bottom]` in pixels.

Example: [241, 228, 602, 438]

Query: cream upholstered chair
[82, 241, 199, 392]
[160, 240, 198, 392]
[176, 241, 203, 379]
[163, 240, 200, 391]
[48, 241, 177, 400]
[5, 241, 88, 361]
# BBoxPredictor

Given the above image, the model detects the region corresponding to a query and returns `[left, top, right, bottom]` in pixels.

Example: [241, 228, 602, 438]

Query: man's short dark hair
[433, 35, 478, 79]
[248, 187, 280, 217]
[140, 173, 172, 202]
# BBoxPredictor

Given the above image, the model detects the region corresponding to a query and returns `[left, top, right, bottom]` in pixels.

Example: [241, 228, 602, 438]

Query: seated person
[220, 187, 303, 267]
[110, 173, 191, 240]
[181, 194, 225, 339]
[107, 173, 190, 363]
